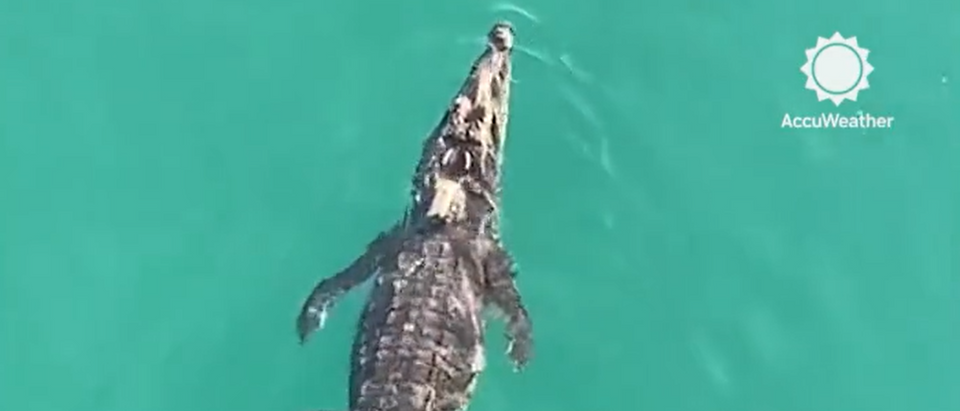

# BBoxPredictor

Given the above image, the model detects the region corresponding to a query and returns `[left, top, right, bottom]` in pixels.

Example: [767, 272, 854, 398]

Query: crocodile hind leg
[482, 245, 533, 371]
[296, 220, 405, 344]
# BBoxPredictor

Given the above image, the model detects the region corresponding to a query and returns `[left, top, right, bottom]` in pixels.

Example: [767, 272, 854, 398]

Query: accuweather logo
[781, 32, 895, 129]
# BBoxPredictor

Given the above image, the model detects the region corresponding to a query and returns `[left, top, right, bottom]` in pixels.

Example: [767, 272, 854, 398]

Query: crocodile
[295, 21, 532, 411]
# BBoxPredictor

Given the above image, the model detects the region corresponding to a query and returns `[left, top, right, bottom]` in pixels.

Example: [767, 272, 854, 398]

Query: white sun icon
[800, 32, 874, 106]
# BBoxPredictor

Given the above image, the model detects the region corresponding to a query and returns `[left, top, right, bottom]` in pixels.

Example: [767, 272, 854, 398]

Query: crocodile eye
[462, 150, 473, 171]
[442, 148, 456, 166]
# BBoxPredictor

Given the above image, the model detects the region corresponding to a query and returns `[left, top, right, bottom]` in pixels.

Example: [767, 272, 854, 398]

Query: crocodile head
[409, 21, 516, 236]
[436, 21, 514, 183]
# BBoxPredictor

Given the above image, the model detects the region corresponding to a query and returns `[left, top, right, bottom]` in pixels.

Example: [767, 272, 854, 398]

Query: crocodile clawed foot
[296, 303, 330, 344]
[506, 320, 533, 371]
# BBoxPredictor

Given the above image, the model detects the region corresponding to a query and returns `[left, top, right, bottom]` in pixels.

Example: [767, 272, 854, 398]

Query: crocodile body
[296, 21, 531, 411]
[347, 225, 487, 411]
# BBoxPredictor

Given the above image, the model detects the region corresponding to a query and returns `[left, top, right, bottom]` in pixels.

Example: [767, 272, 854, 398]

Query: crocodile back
[348, 228, 486, 411]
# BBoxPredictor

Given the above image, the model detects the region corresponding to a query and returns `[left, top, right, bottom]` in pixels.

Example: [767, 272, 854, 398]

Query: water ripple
[558, 53, 594, 84]
[691, 330, 734, 395]
[490, 3, 542, 24]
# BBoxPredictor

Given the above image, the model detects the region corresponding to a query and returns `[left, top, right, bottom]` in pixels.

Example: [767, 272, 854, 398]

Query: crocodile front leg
[483, 245, 533, 371]
[296, 221, 405, 344]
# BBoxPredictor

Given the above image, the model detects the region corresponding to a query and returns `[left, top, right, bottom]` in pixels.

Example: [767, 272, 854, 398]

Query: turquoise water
[2, 0, 959, 410]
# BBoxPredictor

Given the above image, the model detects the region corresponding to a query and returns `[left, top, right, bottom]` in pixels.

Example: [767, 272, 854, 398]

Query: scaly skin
[347, 226, 487, 411]
[296, 21, 532, 411]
